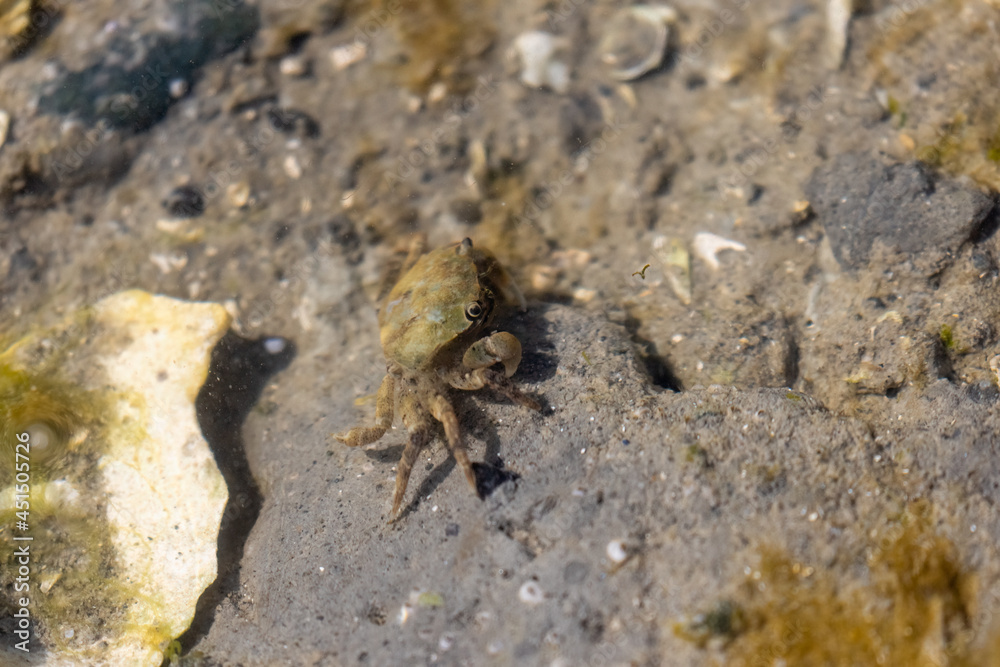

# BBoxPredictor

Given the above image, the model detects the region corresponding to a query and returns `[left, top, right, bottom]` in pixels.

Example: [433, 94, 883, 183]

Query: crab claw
[462, 331, 522, 377]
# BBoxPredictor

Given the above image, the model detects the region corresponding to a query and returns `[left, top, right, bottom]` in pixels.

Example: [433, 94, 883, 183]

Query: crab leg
[481, 368, 542, 411]
[429, 394, 479, 497]
[390, 395, 432, 520]
[334, 374, 394, 447]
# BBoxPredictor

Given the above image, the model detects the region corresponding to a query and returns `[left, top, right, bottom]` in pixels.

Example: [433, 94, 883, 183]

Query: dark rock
[266, 108, 320, 139]
[162, 185, 206, 218]
[805, 152, 996, 273]
[38, 0, 259, 132]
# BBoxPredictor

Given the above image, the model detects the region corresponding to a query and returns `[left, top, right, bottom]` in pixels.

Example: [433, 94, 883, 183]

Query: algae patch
[677, 501, 998, 666]
[0, 290, 231, 666]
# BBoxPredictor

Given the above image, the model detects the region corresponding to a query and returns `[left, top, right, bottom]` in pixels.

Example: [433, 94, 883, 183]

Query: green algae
[0, 362, 134, 657]
[940, 324, 955, 351]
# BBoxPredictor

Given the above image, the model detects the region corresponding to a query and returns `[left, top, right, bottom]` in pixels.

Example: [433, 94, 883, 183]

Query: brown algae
[677, 502, 998, 665]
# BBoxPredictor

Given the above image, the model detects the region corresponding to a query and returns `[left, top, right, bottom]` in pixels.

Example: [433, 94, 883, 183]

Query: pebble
[155, 218, 204, 243]
[162, 185, 205, 218]
[330, 42, 366, 70]
[263, 337, 288, 355]
[168, 78, 189, 99]
[529, 265, 559, 292]
[279, 55, 310, 78]
[0, 109, 11, 149]
[284, 155, 303, 179]
[227, 181, 251, 208]
[149, 251, 188, 274]
[606, 539, 629, 564]
[518, 581, 544, 605]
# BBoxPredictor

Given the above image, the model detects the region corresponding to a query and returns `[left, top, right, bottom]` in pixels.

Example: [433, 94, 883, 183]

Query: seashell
[513, 31, 570, 93]
[598, 4, 677, 81]
[692, 232, 746, 271]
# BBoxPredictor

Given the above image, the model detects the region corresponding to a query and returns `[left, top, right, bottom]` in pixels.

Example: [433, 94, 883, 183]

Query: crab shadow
[174, 332, 295, 659]
[362, 302, 558, 521]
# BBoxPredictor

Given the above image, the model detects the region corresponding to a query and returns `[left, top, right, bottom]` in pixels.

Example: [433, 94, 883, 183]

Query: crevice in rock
[621, 314, 683, 392]
[783, 323, 800, 388]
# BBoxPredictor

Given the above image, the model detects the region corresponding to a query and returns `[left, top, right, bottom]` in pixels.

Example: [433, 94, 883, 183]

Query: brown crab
[335, 237, 540, 520]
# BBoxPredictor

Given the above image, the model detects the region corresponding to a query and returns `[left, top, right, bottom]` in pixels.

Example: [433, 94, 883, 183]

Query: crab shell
[377, 240, 521, 372]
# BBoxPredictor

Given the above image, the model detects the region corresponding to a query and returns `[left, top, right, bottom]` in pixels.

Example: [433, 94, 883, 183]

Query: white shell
[607, 539, 629, 564]
[692, 232, 747, 270]
[518, 580, 545, 605]
[598, 5, 677, 81]
[513, 31, 570, 94]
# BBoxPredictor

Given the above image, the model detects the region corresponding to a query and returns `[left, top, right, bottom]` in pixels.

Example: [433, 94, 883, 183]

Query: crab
[335, 236, 540, 520]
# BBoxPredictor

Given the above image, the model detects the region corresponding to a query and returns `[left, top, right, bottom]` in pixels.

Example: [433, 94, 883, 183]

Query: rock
[0, 290, 231, 666]
[805, 152, 996, 273]
[0, 0, 259, 213]
[187, 303, 896, 666]
[37, 0, 258, 132]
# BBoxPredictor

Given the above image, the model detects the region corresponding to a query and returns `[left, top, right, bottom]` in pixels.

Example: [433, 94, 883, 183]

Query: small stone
[227, 181, 251, 208]
[284, 155, 303, 179]
[0, 109, 10, 149]
[529, 265, 559, 292]
[518, 581, 544, 605]
[279, 55, 310, 77]
[168, 79, 189, 99]
[606, 539, 629, 564]
[805, 153, 996, 274]
[155, 219, 204, 243]
[162, 185, 205, 218]
[263, 337, 288, 355]
[427, 82, 448, 103]
[330, 42, 366, 70]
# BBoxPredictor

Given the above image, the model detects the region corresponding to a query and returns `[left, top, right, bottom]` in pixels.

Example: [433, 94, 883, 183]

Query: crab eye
[465, 302, 484, 320]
